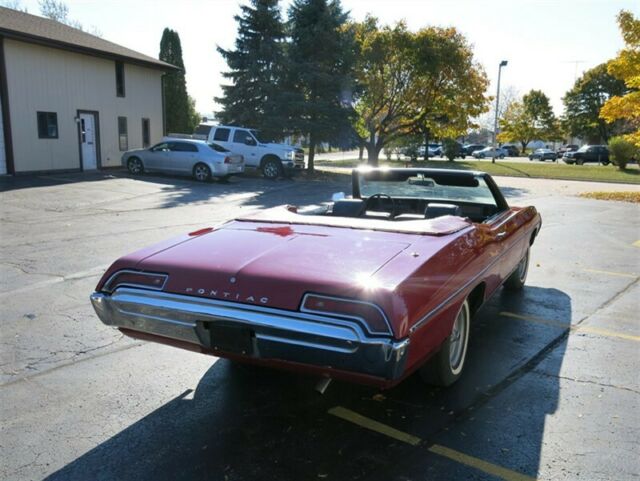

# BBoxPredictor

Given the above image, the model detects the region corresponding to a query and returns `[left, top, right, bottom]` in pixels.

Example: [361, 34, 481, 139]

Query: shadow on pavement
[46, 286, 570, 481]
[0, 171, 129, 192]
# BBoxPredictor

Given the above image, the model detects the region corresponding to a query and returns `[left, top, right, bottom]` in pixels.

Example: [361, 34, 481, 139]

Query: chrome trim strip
[102, 269, 168, 293]
[300, 293, 393, 336]
[409, 226, 534, 333]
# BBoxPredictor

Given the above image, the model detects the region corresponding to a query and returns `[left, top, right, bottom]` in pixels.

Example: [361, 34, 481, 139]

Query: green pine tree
[216, 0, 287, 138]
[159, 28, 198, 134]
[287, 0, 354, 171]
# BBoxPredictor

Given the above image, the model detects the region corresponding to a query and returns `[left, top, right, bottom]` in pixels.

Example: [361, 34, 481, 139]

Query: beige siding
[4, 39, 164, 172]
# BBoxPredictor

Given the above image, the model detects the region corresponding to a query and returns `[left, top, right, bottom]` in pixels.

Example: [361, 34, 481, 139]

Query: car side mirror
[245, 138, 257, 146]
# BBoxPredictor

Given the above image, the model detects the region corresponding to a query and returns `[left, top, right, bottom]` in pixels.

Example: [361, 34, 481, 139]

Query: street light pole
[492, 60, 508, 164]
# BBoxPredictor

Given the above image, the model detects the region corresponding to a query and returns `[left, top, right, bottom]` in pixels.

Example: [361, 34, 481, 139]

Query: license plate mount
[209, 323, 254, 355]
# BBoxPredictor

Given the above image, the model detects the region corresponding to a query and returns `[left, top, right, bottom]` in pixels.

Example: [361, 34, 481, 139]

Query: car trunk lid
[136, 223, 413, 311]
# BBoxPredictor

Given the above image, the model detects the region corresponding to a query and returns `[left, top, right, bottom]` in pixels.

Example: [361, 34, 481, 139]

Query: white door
[0, 90, 6, 175]
[231, 128, 259, 167]
[79, 113, 97, 170]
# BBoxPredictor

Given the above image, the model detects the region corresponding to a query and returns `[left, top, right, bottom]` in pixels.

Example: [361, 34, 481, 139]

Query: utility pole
[492, 60, 508, 164]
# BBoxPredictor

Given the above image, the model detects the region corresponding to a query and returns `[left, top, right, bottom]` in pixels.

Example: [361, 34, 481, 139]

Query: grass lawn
[315, 158, 640, 184]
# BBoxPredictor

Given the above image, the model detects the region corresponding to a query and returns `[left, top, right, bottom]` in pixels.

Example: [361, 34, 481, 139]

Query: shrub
[442, 139, 461, 161]
[608, 137, 638, 170]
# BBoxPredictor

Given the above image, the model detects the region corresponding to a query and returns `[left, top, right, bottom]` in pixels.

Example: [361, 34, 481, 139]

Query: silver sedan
[122, 139, 244, 182]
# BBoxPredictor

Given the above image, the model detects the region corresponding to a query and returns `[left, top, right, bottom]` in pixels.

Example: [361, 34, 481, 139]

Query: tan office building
[0, 7, 177, 175]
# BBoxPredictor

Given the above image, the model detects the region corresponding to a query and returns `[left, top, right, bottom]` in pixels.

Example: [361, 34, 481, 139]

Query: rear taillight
[102, 270, 168, 293]
[224, 156, 230, 164]
[301, 294, 391, 335]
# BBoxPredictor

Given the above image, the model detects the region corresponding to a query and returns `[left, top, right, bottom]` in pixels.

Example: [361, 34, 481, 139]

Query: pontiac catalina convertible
[90, 168, 541, 388]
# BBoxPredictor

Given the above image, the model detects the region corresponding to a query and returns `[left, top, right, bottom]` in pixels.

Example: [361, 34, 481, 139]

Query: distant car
[428, 143, 442, 157]
[462, 144, 485, 156]
[529, 148, 557, 161]
[501, 145, 520, 157]
[556, 144, 579, 158]
[563, 145, 610, 165]
[123, 139, 245, 181]
[472, 147, 506, 159]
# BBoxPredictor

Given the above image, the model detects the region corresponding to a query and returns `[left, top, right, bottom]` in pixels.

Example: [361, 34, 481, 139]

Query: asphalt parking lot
[1, 170, 639, 481]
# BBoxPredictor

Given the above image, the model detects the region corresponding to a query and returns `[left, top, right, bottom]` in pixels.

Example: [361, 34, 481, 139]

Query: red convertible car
[91, 168, 541, 388]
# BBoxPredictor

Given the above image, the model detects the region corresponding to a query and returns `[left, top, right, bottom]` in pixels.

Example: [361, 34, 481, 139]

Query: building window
[118, 116, 128, 151]
[116, 61, 125, 97]
[141, 118, 150, 148]
[37, 112, 58, 139]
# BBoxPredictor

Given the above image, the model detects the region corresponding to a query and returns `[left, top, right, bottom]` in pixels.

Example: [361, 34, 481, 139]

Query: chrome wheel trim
[518, 250, 529, 283]
[264, 161, 279, 178]
[194, 164, 209, 181]
[449, 301, 469, 375]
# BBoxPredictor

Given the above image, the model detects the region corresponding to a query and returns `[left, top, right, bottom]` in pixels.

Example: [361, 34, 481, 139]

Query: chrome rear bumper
[90, 288, 409, 380]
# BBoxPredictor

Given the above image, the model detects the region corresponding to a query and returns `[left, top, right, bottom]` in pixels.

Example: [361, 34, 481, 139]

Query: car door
[480, 209, 526, 292]
[232, 128, 259, 167]
[585, 146, 598, 162]
[144, 142, 171, 171]
[167, 142, 199, 173]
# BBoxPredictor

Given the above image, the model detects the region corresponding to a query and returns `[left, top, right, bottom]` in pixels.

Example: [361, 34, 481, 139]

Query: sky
[10, 0, 639, 117]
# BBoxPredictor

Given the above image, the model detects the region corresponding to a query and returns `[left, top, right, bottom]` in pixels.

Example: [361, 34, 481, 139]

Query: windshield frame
[352, 168, 509, 213]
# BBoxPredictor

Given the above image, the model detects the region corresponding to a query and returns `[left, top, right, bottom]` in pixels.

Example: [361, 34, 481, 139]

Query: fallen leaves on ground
[579, 191, 640, 203]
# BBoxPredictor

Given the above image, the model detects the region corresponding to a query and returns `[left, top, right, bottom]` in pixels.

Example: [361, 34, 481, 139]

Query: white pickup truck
[191, 123, 305, 179]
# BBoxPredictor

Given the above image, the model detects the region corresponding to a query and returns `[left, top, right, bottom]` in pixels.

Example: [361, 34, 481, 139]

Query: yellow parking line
[329, 406, 536, 481]
[582, 268, 637, 279]
[428, 444, 536, 481]
[328, 406, 421, 445]
[633, 240, 640, 248]
[500, 311, 640, 342]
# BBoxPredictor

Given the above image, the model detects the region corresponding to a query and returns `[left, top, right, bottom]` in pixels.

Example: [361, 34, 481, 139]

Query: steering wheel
[363, 193, 397, 218]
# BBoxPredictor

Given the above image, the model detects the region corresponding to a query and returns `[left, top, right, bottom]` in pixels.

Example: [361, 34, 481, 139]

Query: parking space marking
[500, 311, 640, 342]
[328, 406, 421, 445]
[582, 268, 638, 279]
[633, 240, 640, 248]
[329, 406, 536, 481]
[428, 444, 536, 481]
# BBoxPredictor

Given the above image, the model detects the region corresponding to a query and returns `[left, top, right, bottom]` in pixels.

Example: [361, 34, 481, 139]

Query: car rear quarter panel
[383, 206, 540, 374]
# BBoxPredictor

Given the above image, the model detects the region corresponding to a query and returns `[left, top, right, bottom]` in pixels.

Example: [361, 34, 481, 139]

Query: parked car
[556, 144, 579, 158]
[91, 168, 541, 389]
[428, 143, 442, 157]
[472, 147, 506, 159]
[402, 144, 441, 160]
[123, 139, 244, 182]
[501, 145, 520, 157]
[198, 123, 305, 179]
[563, 145, 610, 165]
[462, 144, 485, 156]
[529, 148, 557, 161]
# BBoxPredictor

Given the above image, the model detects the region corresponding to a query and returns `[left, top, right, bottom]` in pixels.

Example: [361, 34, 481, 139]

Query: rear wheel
[504, 248, 529, 291]
[193, 163, 211, 182]
[576, 158, 584, 165]
[127, 157, 143, 175]
[420, 299, 470, 387]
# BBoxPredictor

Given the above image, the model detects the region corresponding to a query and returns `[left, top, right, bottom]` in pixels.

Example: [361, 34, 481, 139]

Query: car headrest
[424, 203, 462, 219]
[332, 199, 365, 217]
